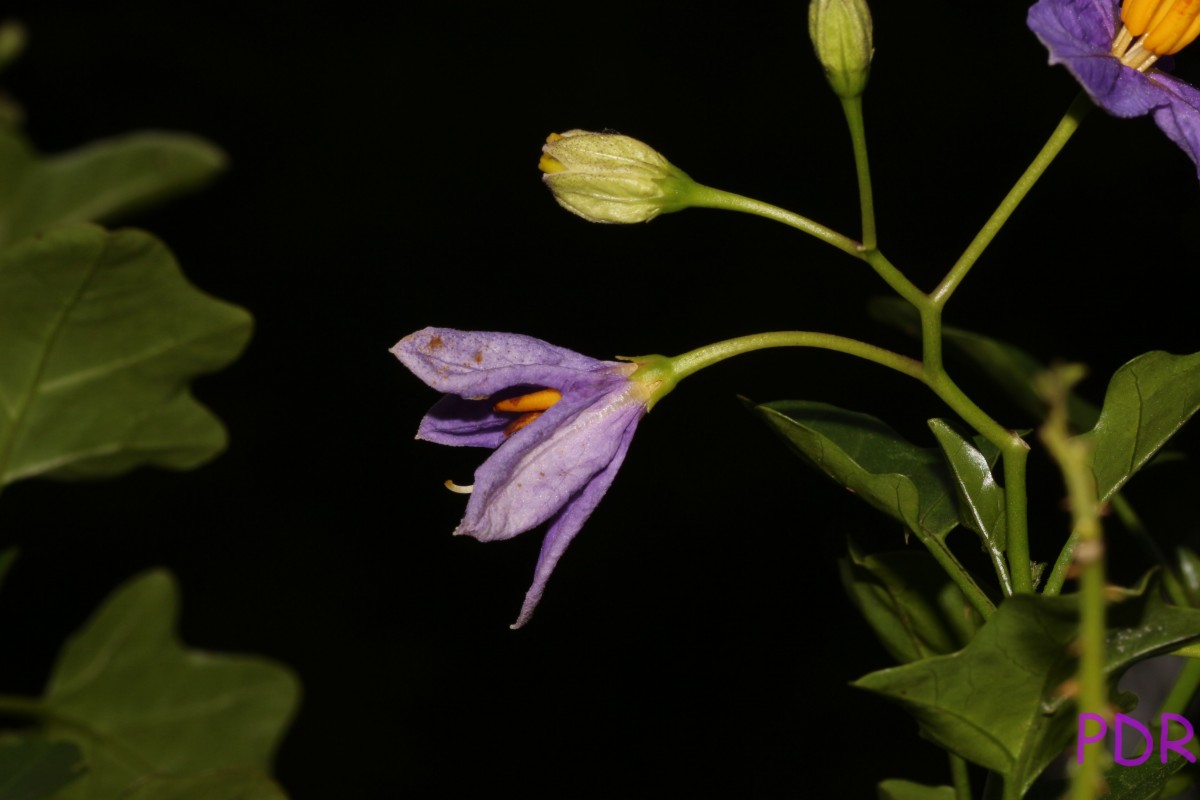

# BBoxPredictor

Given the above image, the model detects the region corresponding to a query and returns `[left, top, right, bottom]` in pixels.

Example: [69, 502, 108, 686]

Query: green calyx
[539, 130, 699, 224]
[623, 354, 683, 411]
[808, 0, 874, 99]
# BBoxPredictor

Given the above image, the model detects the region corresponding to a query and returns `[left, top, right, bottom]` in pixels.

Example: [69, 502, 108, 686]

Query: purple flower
[392, 327, 652, 628]
[1028, 0, 1200, 177]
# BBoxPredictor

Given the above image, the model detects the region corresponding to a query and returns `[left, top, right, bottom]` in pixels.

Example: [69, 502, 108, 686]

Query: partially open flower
[1029, 0, 1200, 178]
[393, 327, 658, 628]
[539, 130, 698, 224]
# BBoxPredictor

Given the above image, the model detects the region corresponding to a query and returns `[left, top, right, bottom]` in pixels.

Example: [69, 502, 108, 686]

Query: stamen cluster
[1113, 0, 1200, 70]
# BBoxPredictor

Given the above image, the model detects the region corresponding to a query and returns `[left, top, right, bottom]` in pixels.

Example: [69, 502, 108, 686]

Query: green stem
[662, 332, 998, 619]
[687, 184, 863, 259]
[666, 331, 924, 384]
[0, 692, 44, 720]
[930, 93, 1092, 308]
[926, 369, 1032, 595]
[915, 526, 997, 620]
[684, 185, 930, 307]
[1002, 445, 1032, 593]
[1046, 493, 1164, 599]
[863, 249, 929, 320]
[950, 753, 972, 800]
[1163, 660, 1200, 717]
[1039, 368, 1106, 800]
[1044, 530, 1078, 597]
[840, 95, 876, 251]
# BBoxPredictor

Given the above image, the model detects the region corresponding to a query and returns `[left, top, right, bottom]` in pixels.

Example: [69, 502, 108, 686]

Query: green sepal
[0, 225, 252, 485]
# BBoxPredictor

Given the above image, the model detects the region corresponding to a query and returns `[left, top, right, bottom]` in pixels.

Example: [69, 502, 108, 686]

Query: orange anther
[494, 388, 563, 413]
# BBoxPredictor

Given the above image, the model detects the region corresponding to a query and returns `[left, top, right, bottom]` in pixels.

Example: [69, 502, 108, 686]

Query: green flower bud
[808, 0, 873, 99]
[539, 130, 697, 224]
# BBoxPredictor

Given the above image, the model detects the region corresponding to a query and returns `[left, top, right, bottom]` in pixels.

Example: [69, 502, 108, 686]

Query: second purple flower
[393, 327, 654, 628]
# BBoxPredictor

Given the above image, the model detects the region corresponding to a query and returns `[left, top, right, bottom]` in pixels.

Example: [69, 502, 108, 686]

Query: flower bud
[539, 130, 697, 224]
[808, 0, 874, 99]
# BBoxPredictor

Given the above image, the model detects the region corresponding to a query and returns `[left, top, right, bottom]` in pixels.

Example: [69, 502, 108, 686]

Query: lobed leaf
[0, 128, 225, 248]
[854, 575, 1200, 796]
[0, 225, 252, 485]
[40, 570, 299, 799]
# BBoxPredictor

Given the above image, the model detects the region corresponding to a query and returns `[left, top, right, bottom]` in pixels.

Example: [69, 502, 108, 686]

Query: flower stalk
[840, 95, 877, 251]
[931, 93, 1092, 308]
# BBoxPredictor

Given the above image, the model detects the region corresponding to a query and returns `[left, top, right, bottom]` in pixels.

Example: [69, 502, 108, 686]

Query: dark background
[0, 2, 1198, 796]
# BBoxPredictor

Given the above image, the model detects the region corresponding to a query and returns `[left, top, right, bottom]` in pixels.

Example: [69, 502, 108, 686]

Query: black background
[0, 2, 1198, 797]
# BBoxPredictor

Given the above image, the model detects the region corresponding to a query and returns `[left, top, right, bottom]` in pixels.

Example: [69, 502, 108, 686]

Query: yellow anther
[444, 479, 474, 494]
[494, 388, 562, 413]
[538, 153, 566, 174]
[545, 132, 564, 143]
[1122, 0, 1200, 55]
[503, 411, 543, 438]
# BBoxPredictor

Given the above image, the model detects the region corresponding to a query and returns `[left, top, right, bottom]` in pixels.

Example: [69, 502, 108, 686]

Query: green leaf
[928, 419, 1009, 592]
[869, 297, 1099, 429]
[0, 739, 85, 800]
[40, 570, 299, 799]
[1172, 547, 1200, 608]
[0, 547, 15, 591]
[854, 575, 1200, 796]
[1104, 751, 1191, 800]
[840, 547, 981, 664]
[1081, 351, 1200, 502]
[0, 128, 225, 247]
[876, 779, 956, 800]
[751, 400, 959, 539]
[123, 769, 290, 800]
[0, 225, 252, 485]
[928, 420, 1005, 547]
[0, 22, 26, 77]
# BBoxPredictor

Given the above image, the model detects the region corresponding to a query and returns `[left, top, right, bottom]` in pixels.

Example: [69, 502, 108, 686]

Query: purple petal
[1150, 72, 1200, 175]
[509, 414, 640, 629]
[392, 327, 621, 397]
[1028, 0, 1115, 54]
[458, 379, 646, 543]
[416, 394, 510, 448]
[1027, 0, 1165, 117]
